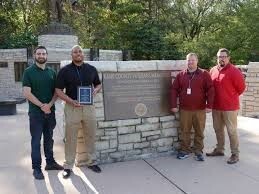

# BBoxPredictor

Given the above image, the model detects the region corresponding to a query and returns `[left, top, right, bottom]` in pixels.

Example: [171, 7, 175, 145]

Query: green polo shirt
[22, 64, 56, 114]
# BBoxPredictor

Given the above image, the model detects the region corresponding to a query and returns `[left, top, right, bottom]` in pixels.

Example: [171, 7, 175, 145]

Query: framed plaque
[77, 86, 93, 105]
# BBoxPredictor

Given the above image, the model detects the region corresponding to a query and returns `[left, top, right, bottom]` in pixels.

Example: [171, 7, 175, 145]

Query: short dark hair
[34, 46, 48, 54]
[217, 48, 230, 56]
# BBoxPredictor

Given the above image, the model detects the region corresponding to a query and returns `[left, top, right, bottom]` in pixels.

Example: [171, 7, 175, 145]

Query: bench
[0, 98, 26, 115]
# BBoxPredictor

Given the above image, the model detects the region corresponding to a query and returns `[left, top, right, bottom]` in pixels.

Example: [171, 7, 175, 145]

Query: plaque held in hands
[77, 86, 93, 105]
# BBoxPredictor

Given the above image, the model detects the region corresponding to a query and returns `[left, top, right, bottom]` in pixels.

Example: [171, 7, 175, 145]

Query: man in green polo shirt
[22, 46, 63, 180]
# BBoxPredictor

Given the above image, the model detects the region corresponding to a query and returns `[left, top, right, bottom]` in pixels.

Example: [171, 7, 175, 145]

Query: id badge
[187, 88, 191, 95]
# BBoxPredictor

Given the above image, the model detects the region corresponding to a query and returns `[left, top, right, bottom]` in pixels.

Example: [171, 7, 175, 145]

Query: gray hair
[186, 53, 198, 59]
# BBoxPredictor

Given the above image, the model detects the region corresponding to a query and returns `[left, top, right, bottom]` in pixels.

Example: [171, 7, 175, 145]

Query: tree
[0, 0, 258, 67]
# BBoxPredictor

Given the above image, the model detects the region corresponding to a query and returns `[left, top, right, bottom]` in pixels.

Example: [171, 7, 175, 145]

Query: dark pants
[29, 112, 56, 169]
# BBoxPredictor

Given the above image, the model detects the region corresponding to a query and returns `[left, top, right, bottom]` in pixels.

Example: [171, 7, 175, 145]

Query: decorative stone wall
[38, 35, 78, 49]
[0, 44, 122, 99]
[242, 62, 259, 117]
[38, 34, 122, 62]
[0, 49, 27, 98]
[46, 48, 122, 62]
[60, 60, 186, 165]
[99, 50, 122, 61]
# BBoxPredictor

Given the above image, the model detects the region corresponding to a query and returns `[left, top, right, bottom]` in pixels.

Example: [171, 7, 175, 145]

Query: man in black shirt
[56, 45, 102, 178]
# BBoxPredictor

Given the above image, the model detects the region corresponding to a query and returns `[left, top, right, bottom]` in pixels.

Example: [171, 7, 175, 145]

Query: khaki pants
[179, 110, 206, 154]
[63, 103, 97, 169]
[212, 110, 239, 155]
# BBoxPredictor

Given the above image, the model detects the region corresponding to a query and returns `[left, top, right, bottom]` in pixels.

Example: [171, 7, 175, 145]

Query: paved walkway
[0, 102, 259, 194]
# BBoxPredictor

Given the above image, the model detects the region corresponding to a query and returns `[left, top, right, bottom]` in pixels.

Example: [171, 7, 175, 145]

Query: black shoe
[33, 169, 44, 180]
[45, 162, 64, 170]
[88, 165, 101, 173]
[62, 169, 72, 179]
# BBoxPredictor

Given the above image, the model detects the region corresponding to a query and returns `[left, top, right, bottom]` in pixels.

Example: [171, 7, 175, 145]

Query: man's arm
[48, 71, 58, 107]
[170, 74, 180, 112]
[23, 86, 44, 108]
[92, 67, 102, 96]
[49, 91, 58, 107]
[23, 86, 51, 113]
[93, 84, 102, 96]
[204, 71, 215, 111]
[55, 88, 81, 107]
[41, 92, 58, 113]
[233, 68, 246, 95]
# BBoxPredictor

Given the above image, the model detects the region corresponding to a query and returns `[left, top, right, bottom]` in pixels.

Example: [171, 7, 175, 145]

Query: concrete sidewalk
[0, 102, 259, 194]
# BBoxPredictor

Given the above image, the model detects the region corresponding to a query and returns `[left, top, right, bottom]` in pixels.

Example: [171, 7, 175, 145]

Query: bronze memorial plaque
[103, 71, 173, 120]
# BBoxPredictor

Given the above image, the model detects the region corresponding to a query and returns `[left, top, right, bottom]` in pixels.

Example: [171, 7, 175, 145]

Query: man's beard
[73, 58, 83, 63]
[35, 58, 47, 64]
[219, 61, 225, 67]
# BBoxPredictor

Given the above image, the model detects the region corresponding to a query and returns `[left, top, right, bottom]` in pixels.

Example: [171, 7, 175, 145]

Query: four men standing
[23, 46, 245, 180]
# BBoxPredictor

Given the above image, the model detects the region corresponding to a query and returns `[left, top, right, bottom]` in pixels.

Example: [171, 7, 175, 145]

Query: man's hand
[41, 104, 51, 114]
[206, 108, 212, 113]
[93, 88, 99, 96]
[171, 108, 179, 113]
[71, 100, 82, 107]
[93, 84, 102, 96]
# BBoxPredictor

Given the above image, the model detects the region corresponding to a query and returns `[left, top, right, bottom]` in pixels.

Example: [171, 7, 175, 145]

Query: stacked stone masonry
[0, 49, 27, 98]
[242, 62, 259, 117]
[60, 60, 188, 165]
[0, 48, 122, 98]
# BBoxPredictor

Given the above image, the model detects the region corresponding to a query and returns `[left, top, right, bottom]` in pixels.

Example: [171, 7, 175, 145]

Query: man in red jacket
[206, 48, 246, 164]
[171, 53, 214, 161]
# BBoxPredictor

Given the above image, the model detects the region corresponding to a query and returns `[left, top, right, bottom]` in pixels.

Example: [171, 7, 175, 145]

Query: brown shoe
[206, 149, 224, 157]
[227, 154, 239, 164]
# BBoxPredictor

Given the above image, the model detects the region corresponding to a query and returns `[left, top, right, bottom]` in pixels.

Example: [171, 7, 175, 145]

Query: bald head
[71, 45, 83, 53]
[71, 45, 84, 65]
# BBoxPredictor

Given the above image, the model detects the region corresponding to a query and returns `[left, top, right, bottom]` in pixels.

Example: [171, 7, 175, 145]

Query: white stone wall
[47, 49, 122, 63]
[46, 48, 84, 62]
[0, 47, 122, 98]
[0, 49, 27, 61]
[61, 60, 187, 71]
[242, 62, 259, 117]
[38, 34, 122, 62]
[99, 50, 122, 61]
[60, 60, 188, 165]
[38, 35, 78, 49]
[0, 49, 27, 98]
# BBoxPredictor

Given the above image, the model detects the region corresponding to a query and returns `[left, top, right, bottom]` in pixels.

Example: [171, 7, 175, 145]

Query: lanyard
[188, 72, 195, 88]
[75, 66, 83, 86]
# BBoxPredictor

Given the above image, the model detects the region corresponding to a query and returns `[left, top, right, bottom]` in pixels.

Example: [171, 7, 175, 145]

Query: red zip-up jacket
[171, 68, 214, 110]
[210, 63, 246, 111]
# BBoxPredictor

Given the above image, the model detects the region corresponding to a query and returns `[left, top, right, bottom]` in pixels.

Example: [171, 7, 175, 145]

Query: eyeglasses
[36, 53, 47, 56]
[217, 56, 228, 59]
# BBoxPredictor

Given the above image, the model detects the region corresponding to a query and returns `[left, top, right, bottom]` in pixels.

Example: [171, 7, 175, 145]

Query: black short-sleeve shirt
[56, 62, 101, 100]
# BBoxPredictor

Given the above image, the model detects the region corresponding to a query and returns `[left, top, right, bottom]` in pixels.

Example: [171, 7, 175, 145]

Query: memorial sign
[103, 71, 173, 120]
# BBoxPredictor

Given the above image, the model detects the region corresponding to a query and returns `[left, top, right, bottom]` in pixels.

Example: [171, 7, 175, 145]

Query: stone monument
[48, 0, 78, 22]
[38, 0, 78, 63]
